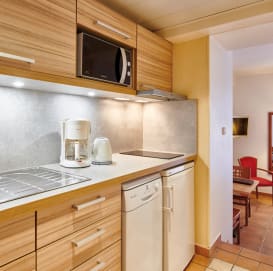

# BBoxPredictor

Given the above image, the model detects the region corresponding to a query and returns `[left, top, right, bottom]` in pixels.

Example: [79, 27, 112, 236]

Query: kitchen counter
[0, 153, 196, 212]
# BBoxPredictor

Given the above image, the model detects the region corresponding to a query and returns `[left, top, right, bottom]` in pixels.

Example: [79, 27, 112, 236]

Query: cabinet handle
[0, 52, 35, 64]
[163, 186, 174, 212]
[89, 261, 106, 271]
[72, 228, 105, 248]
[72, 196, 106, 211]
[95, 20, 131, 39]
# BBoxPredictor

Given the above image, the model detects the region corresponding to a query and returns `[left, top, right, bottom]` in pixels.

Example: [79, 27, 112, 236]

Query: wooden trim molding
[195, 235, 221, 257]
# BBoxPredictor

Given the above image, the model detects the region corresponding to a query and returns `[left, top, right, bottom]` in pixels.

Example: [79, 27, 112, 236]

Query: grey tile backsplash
[143, 100, 197, 154]
[0, 87, 196, 171]
[0, 87, 142, 171]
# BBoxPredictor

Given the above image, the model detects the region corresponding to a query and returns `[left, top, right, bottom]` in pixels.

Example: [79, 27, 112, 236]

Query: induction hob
[120, 150, 184, 159]
[0, 167, 91, 204]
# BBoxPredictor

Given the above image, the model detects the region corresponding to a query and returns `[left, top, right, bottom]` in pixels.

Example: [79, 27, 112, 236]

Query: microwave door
[115, 48, 128, 84]
[119, 48, 127, 84]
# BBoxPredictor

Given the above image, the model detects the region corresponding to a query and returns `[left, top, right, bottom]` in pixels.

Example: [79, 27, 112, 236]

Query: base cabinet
[0, 213, 35, 267]
[37, 213, 121, 271]
[0, 253, 35, 271]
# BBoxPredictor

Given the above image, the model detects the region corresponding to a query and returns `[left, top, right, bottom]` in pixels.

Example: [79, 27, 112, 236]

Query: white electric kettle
[92, 137, 112, 165]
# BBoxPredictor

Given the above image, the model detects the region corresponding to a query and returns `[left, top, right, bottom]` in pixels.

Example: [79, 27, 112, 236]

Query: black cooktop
[120, 150, 184, 159]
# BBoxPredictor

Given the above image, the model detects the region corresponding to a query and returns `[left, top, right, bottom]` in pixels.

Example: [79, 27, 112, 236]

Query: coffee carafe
[60, 119, 91, 168]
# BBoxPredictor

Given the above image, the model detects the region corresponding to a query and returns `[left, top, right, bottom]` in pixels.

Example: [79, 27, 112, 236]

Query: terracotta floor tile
[235, 256, 260, 271]
[185, 262, 207, 271]
[192, 254, 212, 267]
[218, 242, 242, 254]
[260, 254, 273, 266]
[240, 248, 263, 262]
[258, 263, 273, 271]
[212, 249, 238, 264]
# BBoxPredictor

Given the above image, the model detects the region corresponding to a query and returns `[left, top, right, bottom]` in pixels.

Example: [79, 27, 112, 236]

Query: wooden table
[233, 179, 259, 226]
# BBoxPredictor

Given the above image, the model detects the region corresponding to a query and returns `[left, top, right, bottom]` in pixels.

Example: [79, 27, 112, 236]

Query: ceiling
[100, 0, 273, 43]
[100, 0, 262, 31]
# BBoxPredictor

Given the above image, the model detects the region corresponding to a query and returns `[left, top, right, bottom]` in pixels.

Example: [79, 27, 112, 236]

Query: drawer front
[37, 212, 121, 271]
[77, 0, 136, 48]
[37, 184, 121, 248]
[74, 241, 120, 271]
[0, 253, 35, 271]
[0, 213, 35, 267]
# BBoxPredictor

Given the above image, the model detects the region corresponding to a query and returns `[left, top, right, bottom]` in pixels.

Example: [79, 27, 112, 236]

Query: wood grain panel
[73, 241, 120, 271]
[37, 212, 121, 271]
[0, 253, 35, 271]
[37, 183, 121, 248]
[0, 213, 35, 267]
[137, 25, 173, 91]
[0, 0, 76, 77]
[77, 0, 136, 48]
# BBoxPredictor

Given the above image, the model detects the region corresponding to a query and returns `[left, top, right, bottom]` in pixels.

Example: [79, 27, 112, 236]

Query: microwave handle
[119, 48, 127, 84]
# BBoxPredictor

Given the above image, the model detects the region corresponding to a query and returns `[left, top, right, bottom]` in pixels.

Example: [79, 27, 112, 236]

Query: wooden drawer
[37, 183, 121, 248]
[0, 213, 35, 267]
[37, 212, 121, 271]
[137, 25, 172, 91]
[0, 253, 35, 271]
[74, 241, 120, 271]
[77, 0, 136, 48]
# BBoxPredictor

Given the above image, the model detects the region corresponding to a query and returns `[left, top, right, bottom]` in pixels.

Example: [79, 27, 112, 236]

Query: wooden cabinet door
[0, 0, 76, 77]
[0, 213, 35, 267]
[77, 0, 136, 48]
[137, 25, 172, 91]
[0, 253, 35, 271]
[37, 213, 121, 271]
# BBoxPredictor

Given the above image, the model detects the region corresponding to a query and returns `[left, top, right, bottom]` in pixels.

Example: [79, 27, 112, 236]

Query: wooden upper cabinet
[137, 25, 173, 91]
[0, 0, 76, 77]
[77, 0, 136, 48]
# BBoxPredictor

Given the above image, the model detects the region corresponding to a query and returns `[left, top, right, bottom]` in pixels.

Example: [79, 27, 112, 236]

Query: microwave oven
[77, 32, 132, 86]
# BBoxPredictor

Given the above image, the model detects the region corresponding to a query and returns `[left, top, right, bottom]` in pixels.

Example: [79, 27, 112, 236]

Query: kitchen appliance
[92, 137, 112, 165]
[0, 167, 90, 204]
[60, 119, 91, 168]
[121, 150, 184, 159]
[122, 173, 162, 271]
[77, 32, 132, 86]
[137, 89, 186, 101]
[161, 162, 195, 271]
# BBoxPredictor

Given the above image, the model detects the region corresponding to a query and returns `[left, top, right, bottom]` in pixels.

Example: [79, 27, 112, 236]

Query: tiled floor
[186, 242, 273, 271]
[234, 193, 273, 255]
[186, 194, 273, 271]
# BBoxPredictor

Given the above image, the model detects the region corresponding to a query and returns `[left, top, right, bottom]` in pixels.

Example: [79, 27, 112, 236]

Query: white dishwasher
[162, 162, 195, 271]
[122, 173, 162, 271]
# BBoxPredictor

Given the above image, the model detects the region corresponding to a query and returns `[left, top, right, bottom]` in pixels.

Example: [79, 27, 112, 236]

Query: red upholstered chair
[238, 156, 273, 204]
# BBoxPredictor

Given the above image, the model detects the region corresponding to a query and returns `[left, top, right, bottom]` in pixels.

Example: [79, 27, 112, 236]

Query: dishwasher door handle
[141, 188, 159, 202]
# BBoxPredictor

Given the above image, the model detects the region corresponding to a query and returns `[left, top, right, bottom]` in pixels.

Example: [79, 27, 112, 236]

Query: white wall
[209, 37, 233, 244]
[233, 74, 273, 193]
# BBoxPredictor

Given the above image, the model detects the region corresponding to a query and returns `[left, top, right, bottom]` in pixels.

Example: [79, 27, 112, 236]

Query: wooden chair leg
[248, 198, 251, 217]
[256, 186, 258, 199]
[272, 185, 273, 205]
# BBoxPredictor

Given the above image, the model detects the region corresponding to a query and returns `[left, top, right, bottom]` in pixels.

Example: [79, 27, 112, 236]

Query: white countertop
[0, 153, 195, 212]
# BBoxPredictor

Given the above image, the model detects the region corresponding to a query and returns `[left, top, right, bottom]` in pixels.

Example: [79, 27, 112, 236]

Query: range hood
[137, 89, 186, 101]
